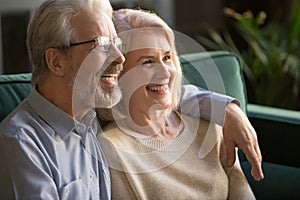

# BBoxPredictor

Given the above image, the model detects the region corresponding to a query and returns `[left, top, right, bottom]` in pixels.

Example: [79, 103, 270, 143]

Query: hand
[223, 103, 264, 181]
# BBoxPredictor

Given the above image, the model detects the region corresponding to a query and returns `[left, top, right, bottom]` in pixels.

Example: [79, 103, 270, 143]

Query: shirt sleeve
[179, 85, 240, 125]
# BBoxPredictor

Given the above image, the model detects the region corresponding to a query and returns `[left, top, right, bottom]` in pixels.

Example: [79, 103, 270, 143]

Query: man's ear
[45, 48, 67, 76]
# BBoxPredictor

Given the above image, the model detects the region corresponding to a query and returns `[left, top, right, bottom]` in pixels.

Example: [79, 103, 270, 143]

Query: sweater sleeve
[219, 141, 256, 200]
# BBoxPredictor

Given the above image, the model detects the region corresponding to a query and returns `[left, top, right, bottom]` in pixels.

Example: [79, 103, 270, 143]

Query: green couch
[1, 51, 300, 199]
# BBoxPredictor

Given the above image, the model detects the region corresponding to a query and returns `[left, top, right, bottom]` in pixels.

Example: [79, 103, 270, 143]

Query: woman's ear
[45, 48, 67, 76]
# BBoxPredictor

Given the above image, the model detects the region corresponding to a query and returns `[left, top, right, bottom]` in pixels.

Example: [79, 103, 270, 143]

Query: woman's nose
[156, 63, 171, 79]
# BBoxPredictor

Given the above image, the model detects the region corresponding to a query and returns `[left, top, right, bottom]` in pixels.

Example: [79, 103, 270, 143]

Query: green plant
[197, 3, 300, 110]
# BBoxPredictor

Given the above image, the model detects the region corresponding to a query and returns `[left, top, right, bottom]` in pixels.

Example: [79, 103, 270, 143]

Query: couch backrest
[180, 51, 247, 112]
[0, 73, 32, 122]
[0, 51, 247, 122]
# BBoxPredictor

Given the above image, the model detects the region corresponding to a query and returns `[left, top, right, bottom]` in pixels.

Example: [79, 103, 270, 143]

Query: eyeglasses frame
[69, 36, 122, 51]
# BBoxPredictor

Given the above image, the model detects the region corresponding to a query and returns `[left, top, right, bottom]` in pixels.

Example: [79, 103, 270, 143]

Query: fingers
[225, 139, 236, 167]
[251, 161, 264, 182]
[225, 134, 264, 181]
[242, 141, 264, 181]
[223, 102, 264, 181]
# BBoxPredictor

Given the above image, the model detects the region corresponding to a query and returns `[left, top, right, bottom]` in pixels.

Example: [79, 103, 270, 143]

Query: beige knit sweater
[99, 114, 256, 200]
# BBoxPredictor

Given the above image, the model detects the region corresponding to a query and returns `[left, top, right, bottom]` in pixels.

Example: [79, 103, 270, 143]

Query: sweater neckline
[117, 113, 199, 151]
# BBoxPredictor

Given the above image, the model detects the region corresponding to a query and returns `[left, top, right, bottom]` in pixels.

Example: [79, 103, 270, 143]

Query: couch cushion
[241, 161, 300, 199]
[180, 51, 247, 112]
[0, 73, 32, 122]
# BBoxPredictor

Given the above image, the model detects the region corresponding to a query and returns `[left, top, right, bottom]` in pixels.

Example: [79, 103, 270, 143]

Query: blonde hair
[113, 9, 182, 111]
[27, 0, 112, 85]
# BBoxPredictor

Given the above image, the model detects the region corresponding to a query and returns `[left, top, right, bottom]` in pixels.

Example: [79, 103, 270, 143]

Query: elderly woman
[97, 8, 255, 200]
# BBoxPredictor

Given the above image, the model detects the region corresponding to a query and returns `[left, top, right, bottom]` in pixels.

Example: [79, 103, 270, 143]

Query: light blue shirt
[0, 88, 110, 200]
[180, 85, 237, 125]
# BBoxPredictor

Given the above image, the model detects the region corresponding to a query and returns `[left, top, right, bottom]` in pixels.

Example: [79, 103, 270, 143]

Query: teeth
[101, 76, 116, 81]
[148, 85, 168, 91]
[101, 73, 118, 81]
[102, 73, 118, 77]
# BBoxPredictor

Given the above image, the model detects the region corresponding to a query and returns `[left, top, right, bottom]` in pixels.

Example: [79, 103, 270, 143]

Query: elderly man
[0, 0, 124, 199]
[0, 0, 262, 199]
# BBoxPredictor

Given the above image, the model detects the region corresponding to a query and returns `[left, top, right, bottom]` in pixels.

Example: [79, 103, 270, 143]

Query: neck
[38, 75, 91, 119]
[125, 110, 182, 140]
[153, 111, 182, 140]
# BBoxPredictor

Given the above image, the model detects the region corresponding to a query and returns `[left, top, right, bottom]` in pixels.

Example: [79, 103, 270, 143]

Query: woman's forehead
[127, 48, 170, 57]
[120, 28, 172, 53]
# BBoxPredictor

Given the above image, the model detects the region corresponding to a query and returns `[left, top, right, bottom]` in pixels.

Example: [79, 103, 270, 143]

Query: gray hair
[27, 0, 112, 85]
[113, 9, 182, 111]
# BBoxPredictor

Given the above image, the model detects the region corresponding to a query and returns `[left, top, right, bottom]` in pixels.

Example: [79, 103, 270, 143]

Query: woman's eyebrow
[136, 50, 171, 62]
[137, 55, 154, 62]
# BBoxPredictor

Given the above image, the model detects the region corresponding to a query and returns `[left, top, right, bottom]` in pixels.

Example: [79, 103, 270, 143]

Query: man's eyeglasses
[69, 36, 122, 52]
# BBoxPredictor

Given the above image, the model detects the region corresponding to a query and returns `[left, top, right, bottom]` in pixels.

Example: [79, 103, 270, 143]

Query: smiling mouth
[101, 73, 119, 81]
[146, 84, 168, 92]
[100, 73, 119, 91]
[99, 63, 123, 88]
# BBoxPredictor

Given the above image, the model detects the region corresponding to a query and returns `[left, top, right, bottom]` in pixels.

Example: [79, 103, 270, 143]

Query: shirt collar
[28, 88, 96, 139]
[74, 110, 97, 143]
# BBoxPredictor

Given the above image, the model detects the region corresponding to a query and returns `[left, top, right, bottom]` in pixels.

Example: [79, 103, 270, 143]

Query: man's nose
[114, 53, 125, 66]
[108, 44, 125, 71]
[112, 43, 125, 60]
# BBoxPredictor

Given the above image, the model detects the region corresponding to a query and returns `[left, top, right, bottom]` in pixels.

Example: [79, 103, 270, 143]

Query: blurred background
[0, 0, 299, 110]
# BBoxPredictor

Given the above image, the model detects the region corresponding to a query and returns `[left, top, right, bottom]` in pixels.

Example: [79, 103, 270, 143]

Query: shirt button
[88, 126, 96, 135]
[77, 124, 85, 132]
[55, 134, 61, 141]
[90, 173, 93, 178]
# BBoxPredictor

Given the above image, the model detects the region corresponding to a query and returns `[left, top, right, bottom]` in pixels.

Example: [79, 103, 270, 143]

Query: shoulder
[0, 100, 37, 137]
[99, 121, 128, 146]
[101, 121, 122, 139]
[181, 114, 222, 138]
[99, 121, 141, 153]
[181, 115, 223, 158]
[0, 99, 56, 149]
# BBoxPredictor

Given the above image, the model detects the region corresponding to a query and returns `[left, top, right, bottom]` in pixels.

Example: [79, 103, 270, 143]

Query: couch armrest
[247, 103, 300, 125]
[247, 103, 300, 167]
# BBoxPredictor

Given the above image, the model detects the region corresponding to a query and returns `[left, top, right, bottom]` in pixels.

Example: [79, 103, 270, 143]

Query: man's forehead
[71, 12, 116, 39]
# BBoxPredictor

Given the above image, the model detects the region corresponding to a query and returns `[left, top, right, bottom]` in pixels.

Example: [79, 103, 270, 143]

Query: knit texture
[99, 114, 255, 200]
